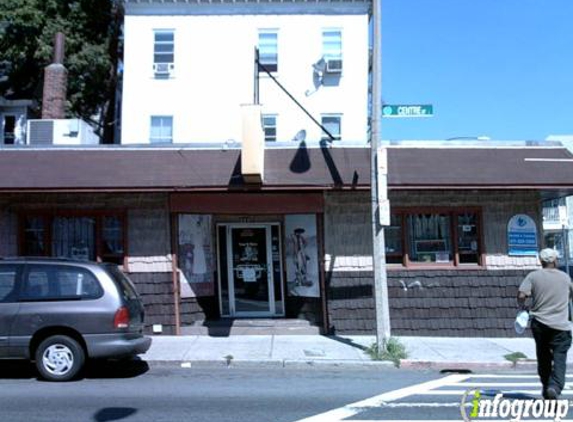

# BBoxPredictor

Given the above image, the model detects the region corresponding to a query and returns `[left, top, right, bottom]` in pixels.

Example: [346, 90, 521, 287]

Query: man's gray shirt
[519, 268, 573, 331]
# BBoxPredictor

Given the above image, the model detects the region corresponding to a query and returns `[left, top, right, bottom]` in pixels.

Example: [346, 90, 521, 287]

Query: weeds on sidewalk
[503, 351, 527, 364]
[366, 338, 408, 366]
[224, 354, 234, 366]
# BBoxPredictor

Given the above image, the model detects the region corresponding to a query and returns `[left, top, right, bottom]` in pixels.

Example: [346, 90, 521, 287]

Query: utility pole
[370, 0, 391, 351]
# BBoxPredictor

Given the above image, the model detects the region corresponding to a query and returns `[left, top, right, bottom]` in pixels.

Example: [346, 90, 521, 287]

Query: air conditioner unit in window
[153, 63, 174, 77]
[325, 59, 343, 73]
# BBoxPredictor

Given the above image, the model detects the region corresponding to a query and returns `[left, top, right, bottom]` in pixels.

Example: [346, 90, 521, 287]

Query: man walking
[518, 248, 573, 399]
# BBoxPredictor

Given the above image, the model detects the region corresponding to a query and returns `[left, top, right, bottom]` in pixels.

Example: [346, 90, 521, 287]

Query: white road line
[470, 374, 573, 379]
[381, 402, 465, 408]
[291, 374, 471, 422]
[418, 389, 573, 396]
[352, 419, 573, 422]
[454, 382, 543, 387]
[454, 382, 573, 388]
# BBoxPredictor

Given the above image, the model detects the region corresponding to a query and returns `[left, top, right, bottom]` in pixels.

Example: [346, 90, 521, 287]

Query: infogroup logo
[460, 389, 570, 422]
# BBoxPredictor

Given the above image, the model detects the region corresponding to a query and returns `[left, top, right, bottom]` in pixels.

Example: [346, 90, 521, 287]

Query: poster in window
[285, 214, 319, 298]
[178, 214, 214, 297]
[507, 214, 538, 256]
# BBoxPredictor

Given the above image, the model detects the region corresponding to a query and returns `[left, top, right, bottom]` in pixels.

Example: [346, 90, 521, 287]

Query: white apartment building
[121, 0, 370, 145]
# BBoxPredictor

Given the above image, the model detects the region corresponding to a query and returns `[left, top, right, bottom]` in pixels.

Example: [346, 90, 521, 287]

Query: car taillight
[114, 306, 130, 329]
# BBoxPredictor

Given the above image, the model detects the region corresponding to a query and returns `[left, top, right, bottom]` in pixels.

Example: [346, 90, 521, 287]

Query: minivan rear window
[20, 265, 103, 301]
[105, 265, 139, 300]
[0, 264, 19, 303]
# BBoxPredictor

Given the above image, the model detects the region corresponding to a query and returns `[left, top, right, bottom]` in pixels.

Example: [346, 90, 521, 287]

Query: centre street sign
[382, 104, 433, 118]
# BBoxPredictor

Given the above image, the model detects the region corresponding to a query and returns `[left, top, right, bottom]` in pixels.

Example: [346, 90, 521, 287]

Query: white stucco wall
[121, 11, 369, 144]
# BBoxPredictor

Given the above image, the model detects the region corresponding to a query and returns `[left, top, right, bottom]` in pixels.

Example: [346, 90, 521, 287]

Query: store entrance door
[218, 224, 284, 317]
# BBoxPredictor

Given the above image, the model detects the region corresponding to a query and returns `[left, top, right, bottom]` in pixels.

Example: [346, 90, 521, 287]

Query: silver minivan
[0, 258, 152, 381]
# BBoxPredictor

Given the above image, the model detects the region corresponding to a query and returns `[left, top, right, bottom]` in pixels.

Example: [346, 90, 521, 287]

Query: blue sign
[507, 214, 538, 256]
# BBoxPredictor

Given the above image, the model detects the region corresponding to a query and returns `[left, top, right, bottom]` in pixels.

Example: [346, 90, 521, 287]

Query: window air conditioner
[325, 59, 343, 73]
[153, 63, 174, 77]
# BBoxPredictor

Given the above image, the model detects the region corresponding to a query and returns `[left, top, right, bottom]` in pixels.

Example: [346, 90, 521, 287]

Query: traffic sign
[382, 104, 433, 118]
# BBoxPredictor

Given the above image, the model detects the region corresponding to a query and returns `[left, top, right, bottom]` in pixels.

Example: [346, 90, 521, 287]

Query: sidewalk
[142, 334, 572, 370]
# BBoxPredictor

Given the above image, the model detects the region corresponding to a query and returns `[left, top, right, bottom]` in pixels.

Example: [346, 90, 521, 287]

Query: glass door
[229, 226, 271, 316]
[217, 224, 284, 317]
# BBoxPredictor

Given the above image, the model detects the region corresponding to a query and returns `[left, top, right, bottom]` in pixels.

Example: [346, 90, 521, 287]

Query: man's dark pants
[531, 318, 572, 395]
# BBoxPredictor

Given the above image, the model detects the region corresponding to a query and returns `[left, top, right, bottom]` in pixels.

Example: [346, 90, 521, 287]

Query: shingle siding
[327, 269, 530, 336]
[128, 272, 176, 335]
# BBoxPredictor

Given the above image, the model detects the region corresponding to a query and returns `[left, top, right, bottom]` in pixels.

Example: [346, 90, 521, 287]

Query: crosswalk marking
[291, 372, 573, 422]
[470, 374, 573, 379]
[350, 420, 573, 422]
[454, 382, 554, 387]
[418, 389, 573, 396]
[291, 374, 470, 422]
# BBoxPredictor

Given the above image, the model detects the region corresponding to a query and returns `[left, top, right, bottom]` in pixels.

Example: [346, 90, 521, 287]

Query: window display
[385, 208, 482, 267]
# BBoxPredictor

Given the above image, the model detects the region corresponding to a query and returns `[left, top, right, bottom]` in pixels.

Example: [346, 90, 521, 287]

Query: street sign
[382, 104, 433, 118]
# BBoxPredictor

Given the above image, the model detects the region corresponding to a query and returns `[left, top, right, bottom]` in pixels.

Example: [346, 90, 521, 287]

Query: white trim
[266, 226, 275, 315]
[524, 158, 573, 162]
[125, 1, 370, 16]
[226, 225, 235, 315]
[216, 224, 225, 316]
[218, 222, 285, 318]
[273, 224, 286, 316]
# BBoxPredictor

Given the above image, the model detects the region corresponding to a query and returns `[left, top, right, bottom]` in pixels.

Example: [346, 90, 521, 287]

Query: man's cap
[539, 248, 558, 263]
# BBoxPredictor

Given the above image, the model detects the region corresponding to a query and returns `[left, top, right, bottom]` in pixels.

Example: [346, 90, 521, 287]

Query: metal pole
[254, 47, 260, 105]
[370, 0, 391, 350]
[563, 224, 570, 276]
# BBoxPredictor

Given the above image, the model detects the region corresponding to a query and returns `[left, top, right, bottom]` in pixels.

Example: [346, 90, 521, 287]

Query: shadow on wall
[287, 140, 346, 187]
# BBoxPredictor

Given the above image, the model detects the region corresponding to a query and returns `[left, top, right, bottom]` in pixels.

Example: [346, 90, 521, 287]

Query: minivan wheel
[35, 335, 85, 382]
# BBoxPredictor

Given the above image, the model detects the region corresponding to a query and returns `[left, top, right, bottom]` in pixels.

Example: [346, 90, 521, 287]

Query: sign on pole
[377, 147, 390, 226]
[382, 104, 433, 118]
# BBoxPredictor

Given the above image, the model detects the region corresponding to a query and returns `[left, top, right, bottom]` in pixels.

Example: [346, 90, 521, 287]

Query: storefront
[170, 193, 327, 332]
[0, 143, 572, 336]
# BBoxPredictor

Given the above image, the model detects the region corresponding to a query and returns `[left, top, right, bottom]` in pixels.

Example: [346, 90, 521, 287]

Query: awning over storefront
[0, 143, 571, 196]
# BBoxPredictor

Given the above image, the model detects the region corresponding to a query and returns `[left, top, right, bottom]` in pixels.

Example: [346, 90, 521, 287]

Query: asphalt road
[0, 360, 440, 422]
[0, 360, 558, 422]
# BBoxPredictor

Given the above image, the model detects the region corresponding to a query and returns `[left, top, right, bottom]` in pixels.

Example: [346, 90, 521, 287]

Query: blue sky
[381, 0, 573, 141]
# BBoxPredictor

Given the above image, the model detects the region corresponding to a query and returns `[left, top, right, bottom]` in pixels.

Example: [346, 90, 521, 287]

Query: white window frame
[150, 116, 173, 144]
[153, 30, 175, 77]
[322, 29, 343, 73]
[258, 29, 278, 73]
[320, 114, 342, 141]
[262, 114, 277, 142]
[1, 113, 17, 145]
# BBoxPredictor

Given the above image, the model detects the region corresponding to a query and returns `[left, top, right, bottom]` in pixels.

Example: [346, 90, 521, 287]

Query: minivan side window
[0, 265, 19, 303]
[20, 265, 103, 301]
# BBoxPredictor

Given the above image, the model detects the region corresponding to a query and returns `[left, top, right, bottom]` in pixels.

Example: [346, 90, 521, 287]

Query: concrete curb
[146, 359, 395, 369]
[400, 359, 515, 371]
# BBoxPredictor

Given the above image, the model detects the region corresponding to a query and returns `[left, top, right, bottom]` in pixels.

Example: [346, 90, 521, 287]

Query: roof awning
[0, 144, 570, 196]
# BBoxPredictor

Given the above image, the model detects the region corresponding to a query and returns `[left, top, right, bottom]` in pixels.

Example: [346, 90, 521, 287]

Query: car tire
[35, 335, 85, 382]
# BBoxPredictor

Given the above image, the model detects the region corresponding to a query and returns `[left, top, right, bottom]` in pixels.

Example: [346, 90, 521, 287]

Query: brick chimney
[41, 32, 67, 119]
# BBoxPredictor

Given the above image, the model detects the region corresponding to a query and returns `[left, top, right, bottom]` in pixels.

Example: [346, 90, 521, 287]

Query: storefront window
[102, 216, 125, 264]
[385, 208, 482, 267]
[408, 213, 452, 263]
[52, 217, 96, 260]
[20, 213, 126, 263]
[23, 216, 46, 256]
[385, 214, 403, 264]
[457, 212, 480, 264]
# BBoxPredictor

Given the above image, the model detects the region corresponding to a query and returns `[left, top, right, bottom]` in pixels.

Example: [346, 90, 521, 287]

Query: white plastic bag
[514, 310, 529, 335]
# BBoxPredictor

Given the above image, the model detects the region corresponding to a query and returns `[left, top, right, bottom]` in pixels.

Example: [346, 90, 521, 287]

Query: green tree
[0, 0, 123, 143]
